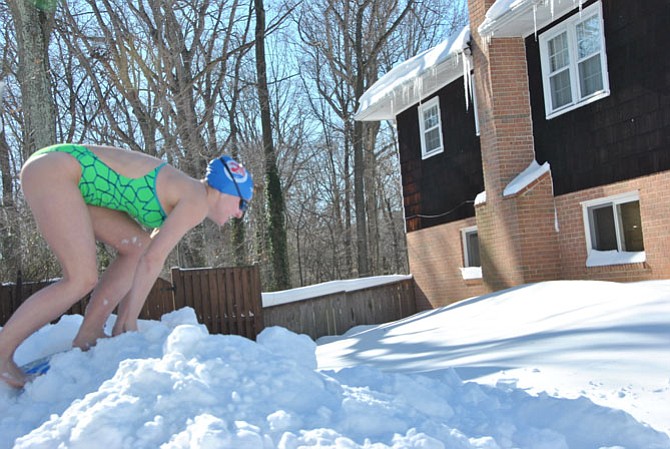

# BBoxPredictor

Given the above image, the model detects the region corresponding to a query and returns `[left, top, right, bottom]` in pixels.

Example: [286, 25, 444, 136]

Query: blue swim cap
[205, 155, 254, 201]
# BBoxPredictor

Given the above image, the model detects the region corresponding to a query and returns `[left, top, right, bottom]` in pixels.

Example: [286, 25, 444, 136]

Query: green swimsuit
[29, 144, 168, 228]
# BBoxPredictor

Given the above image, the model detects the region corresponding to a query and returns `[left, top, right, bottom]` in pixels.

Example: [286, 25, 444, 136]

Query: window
[582, 192, 645, 267]
[418, 97, 444, 159]
[462, 226, 481, 267]
[461, 226, 482, 279]
[539, 1, 610, 118]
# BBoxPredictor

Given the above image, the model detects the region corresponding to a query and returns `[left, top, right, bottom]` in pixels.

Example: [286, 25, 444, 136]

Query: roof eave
[354, 57, 465, 122]
[479, 0, 584, 39]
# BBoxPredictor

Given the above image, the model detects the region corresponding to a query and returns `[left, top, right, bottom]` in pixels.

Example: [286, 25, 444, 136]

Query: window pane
[618, 201, 644, 251]
[550, 70, 572, 109]
[424, 128, 441, 153]
[423, 105, 439, 129]
[591, 205, 617, 250]
[548, 32, 570, 72]
[576, 15, 601, 59]
[466, 232, 480, 267]
[578, 54, 603, 97]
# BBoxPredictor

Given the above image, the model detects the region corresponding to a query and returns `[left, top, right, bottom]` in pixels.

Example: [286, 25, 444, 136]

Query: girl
[0, 144, 253, 388]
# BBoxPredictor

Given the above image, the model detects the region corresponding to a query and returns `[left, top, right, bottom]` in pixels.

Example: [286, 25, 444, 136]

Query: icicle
[462, 53, 469, 111]
[533, 4, 538, 40]
[413, 75, 423, 105]
[550, 0, 555, 17]
[578, 0, 584, 17]
[462, 49, 473, 111]
[428, 64, 436, 95]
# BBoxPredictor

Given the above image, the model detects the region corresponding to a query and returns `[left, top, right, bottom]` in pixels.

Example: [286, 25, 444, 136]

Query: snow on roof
[503, 160, 550, 197]
[479, 0, 586, 38]
[355, 1, 591, 121]
[474, 190, 487, 206]
[472, 160, 549, 206]
[355, 25, 471, 122]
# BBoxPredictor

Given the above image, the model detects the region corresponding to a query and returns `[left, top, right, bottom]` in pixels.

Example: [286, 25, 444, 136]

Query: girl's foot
[72, 328, 108, 351]
[0, 358, 27, 389]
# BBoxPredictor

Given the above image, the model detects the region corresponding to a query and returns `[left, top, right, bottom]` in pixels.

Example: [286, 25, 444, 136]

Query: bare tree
[6, 0, 57, 153]
[254, 0, 290, 290]
[1, 0, 451, 287]
[296, 0, 418, 276]
[55, 0, 255, 268]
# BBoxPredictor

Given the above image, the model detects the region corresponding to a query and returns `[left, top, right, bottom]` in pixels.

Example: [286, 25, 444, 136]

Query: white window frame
[581, 191, 646, 267]
[460, 225, 482, 279]
[538, 1, 610, 119]
[418, 96, 444, 159]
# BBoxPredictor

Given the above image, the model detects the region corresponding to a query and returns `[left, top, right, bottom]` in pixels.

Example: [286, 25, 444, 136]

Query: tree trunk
[227, 33, 248, 267]
[8, 0, 56, 153]
[0, 130, 21, 277]
[353, 5, 370, 277]
[255, 0, 290, 290]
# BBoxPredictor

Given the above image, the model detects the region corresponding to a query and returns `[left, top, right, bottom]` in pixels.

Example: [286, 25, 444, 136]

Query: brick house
[355, 0, 670, 309]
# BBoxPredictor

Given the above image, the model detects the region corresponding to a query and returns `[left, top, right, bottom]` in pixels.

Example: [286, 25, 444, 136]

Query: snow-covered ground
[1, 280, 669, 448]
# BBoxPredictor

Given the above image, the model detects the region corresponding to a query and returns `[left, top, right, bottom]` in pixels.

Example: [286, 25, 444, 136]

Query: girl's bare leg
[0, 153, 97, 388]
[72, 207, 150, 350]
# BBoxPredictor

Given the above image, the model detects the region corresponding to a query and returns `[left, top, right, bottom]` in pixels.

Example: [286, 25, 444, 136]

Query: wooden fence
[171, 266, 264, 338]
[2, 269, 416, 342]
[263, 278, 417, 340]
[0, 266, 264, 340]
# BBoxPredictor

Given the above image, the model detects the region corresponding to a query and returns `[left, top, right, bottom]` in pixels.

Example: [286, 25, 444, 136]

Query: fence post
[171, 267, 185, 311]
[13, 270, 23, 312]
[250, 265, 264, 336]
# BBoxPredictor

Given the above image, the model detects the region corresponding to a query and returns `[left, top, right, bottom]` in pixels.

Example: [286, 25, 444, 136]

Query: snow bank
[2, 281, 669, 448]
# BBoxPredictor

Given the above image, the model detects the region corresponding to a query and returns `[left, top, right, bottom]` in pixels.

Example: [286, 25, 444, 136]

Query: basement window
[461, 226, 482, 279]
[582, 192, 645, 267]
[539, 1, 610, 119]
[418, 97, 444, 159]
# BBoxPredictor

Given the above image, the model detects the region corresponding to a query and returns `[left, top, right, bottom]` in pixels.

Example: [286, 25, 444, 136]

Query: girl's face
[209, 192, 244, 226]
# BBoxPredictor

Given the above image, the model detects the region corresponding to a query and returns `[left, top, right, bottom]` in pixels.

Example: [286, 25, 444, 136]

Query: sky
[1, 278, 669, 449]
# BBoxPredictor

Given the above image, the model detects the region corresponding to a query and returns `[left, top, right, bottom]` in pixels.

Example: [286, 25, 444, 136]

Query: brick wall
[408, 168, 670, 308]
[513, 171, 561, 283]
[406, 217, 488, 309]
[474, 196, 525, 291]
[556, 171, 670, 282]
[479, 37, 536, 195]
[404, 0, 670, 309]
[468, 0, 561, 291]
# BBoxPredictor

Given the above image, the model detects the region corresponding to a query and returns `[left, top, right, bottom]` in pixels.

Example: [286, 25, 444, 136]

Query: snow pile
[2, 281, 670, 448]
[319, 280, 670, 441]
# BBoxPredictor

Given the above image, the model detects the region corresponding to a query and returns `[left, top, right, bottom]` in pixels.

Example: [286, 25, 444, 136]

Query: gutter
[478, 0, 543, 38]
[479, 0, 586, 39]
